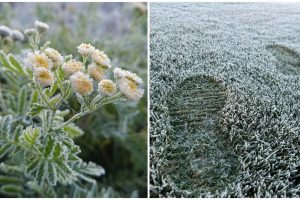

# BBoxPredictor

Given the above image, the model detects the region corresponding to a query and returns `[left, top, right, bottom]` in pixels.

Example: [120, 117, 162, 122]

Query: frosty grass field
[150, 3, 300, 198]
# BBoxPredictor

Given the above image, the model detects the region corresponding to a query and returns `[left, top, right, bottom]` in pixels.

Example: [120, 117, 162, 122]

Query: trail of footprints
[165, 75, 237, 196]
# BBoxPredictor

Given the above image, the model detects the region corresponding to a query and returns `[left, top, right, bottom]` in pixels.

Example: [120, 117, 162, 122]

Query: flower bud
[35, 21, 49, 34]
[11, 30, 24, 42]
[0, 25, 11, 38]
[24, 28, 35, 37]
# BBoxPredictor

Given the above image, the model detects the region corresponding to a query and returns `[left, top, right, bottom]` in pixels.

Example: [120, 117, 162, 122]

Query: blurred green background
[0, 2, 147, 198]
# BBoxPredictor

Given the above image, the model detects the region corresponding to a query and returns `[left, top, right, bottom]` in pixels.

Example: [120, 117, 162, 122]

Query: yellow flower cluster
[25, 34, 144, 101]
[25, 51, 55, 86]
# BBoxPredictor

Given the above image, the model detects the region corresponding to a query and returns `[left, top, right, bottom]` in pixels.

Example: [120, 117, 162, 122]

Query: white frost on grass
[150, 3, 300, 198]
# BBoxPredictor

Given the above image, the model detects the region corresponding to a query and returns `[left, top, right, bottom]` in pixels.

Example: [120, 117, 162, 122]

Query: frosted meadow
[0, 3, 147, 198]
[150, 3, 300, 198]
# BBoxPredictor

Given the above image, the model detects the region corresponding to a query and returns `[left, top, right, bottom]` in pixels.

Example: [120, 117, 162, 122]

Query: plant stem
[0, 85, 7, 111]
[36, 83, 55, 110]
[54, 69, 65, 94]
[82, 56, 87, 68]
[53, 93, 123, 130]
[48, 110, 56, 132]
[42, 110, 47, 134]
[34, 32, 40, 51]
[53, 110, 89, 130]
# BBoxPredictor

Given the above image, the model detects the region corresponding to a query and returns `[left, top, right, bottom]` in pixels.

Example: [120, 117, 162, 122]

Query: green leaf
[53, 144, 62, 159]
[26, 181, 56, 197]
[17, 85, 28, 114]
[25, 157, 39, 176]
[26, 68, 33, 79]
[35, 161, 47, 185]
[78, 161, 105, 177]
[55, 160, 75, 184]
[7, 94, 17, 112]
[30, 89, 39, 105]
[47, 162, 57, 186]
[13, 125, 23, 143]
[49, 93, 61, 107]
[63, 123, 84, 138]
[57, 66, 65, 82]
[49, 81, 58, 97]
[22, 126, 41, 146]
[56, 109, 70, 117]
[28, 103, 47, 117]
[0, 51, 18, 73]
[8, 54, 26, 76]
[0, 175, 22, 184]
[0, 144, 12, 159]
[0, 184, 22, 196]
[44, 136, 55, 158]
[44, 88, 50, 97]
[0, 115, 12, 134]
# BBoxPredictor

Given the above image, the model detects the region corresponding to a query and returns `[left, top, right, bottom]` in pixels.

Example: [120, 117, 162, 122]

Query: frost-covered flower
[0, 25, 11, 38]
[113, 67, 127, 79]
[114, 67, 144, 101]
[118, 77, 144, 101]
[98, 79, 117, 96]
[45, 48, 63, 68]
[91, 49, 111, 68]
[35, 21, 49, 34]
[62, 59, 84, 75]
[88, 63, 107, 81]
[77, 43, 95, 57]
[70, 71, 94, 96]
[24, 28, 35, 37]
[124, 71, 143, 85]
[113, 67, 143, 84]
[34, 67, 55, 87]
[11, 30, 24, 42]
[25, 51, 53, 70]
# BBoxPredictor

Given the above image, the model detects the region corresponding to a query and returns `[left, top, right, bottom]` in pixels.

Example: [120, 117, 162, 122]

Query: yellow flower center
[128, 79, 138, 91]
[91, 67, 105, 81]
[103, 83, 115, 93]
[70, 62, 81, 70]
[38, 71, 52, 81]
[83, 44, 92, 49]
[35, 55, 49, 68]
[77, 79, 93, 94]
